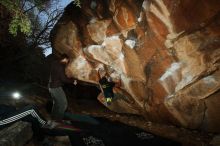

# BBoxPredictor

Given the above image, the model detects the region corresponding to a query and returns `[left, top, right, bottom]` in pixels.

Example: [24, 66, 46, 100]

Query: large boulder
[0, 122, 33, 146]
[50, 0, 220, 133]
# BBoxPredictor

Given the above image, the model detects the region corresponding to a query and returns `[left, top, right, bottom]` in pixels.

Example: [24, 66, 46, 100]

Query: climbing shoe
[42, 120, 59, 129]
[106, 97, 113, 105]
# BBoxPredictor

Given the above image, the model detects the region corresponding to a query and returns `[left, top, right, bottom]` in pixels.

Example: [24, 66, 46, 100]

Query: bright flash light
[12, 92, 21, 100]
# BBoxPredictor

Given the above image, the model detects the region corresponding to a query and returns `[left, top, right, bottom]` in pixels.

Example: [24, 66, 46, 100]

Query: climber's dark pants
[49, 87, 68, 120]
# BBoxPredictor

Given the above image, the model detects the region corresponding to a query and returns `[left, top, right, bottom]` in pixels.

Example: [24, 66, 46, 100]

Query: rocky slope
[50, 0, 220, 133]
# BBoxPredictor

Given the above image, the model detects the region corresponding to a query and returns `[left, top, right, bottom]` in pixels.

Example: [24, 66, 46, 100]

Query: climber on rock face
[48, 54, 99, 125]
[98, 67, 121, 105]
[48, 54, 77, 120]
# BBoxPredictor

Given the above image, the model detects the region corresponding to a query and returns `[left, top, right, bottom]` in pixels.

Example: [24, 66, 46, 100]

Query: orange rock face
[50, 0, 220, 133]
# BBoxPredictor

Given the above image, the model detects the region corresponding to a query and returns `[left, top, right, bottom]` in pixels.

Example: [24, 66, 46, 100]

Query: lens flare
[12, 92, 21, 100]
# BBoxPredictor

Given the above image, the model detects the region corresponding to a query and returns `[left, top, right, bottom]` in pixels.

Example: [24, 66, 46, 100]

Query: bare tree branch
[27, 5, 63, 49]
[24, 5, 37, 13]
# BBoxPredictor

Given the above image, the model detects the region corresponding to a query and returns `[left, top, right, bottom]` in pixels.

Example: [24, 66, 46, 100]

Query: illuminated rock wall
[50, 0, 220, 133]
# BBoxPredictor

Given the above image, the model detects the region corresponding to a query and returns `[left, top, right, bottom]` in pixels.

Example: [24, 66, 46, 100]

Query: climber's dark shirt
[49, 57, 72, 88]
[99, 77, 115, 98]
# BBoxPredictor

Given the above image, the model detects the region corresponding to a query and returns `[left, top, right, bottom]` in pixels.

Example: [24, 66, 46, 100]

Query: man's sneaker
[42, 120, 59, 129]
[61, 120, 72, 125]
